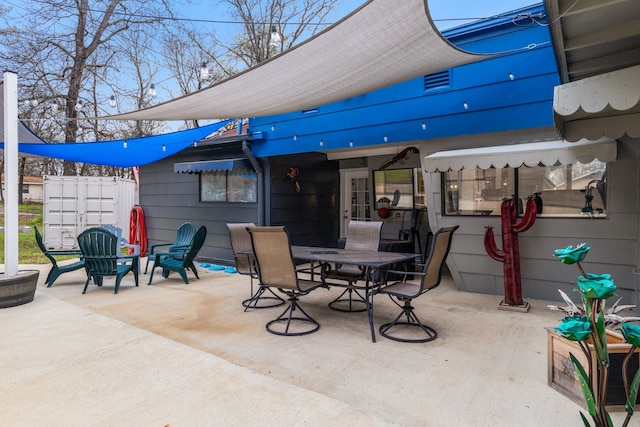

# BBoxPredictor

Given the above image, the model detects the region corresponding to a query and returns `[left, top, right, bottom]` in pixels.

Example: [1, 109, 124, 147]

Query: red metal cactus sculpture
[484, 196, 537, 311]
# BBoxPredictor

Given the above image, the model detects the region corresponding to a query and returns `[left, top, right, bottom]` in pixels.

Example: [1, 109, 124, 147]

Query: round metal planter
[0, 270, 40, 308]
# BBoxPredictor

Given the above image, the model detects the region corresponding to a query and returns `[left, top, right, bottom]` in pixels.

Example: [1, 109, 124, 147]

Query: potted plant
[551, 243, 640, 427]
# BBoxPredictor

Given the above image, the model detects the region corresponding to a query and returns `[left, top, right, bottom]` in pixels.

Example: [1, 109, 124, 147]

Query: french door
[341, 168, 371, 237]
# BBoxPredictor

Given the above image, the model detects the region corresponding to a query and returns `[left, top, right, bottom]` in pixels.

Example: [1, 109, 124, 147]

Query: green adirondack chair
[144, 222, 196, 274]
[34, 225, 85, 287]
[77, 227, 139, 294]
[147, 226, 207, 285]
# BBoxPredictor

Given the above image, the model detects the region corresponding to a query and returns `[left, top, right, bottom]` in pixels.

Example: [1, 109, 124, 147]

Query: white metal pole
[3, 71, 19, 276]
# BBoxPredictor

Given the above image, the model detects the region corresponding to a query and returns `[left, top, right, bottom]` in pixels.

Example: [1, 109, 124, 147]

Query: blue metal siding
[250, 4, 560, 158]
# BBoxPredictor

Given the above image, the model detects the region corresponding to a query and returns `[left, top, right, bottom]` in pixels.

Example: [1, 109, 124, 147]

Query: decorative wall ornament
[286, 167, 300, 192]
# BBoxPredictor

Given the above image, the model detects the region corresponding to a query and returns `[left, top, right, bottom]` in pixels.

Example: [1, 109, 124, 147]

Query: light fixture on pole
[269, 25, 282, 49]
[149, 83, 157, 97]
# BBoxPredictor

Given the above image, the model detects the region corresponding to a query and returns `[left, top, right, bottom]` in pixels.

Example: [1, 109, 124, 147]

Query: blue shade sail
[0, 120, 232, 167]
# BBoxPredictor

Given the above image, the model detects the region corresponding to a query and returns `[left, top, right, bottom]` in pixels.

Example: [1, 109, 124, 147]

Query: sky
[185, 0, 540, 32]
[329, 0, 538, 29]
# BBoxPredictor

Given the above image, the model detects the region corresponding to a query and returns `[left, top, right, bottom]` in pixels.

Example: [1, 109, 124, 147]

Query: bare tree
[219, 0, 339, 66]
[0, 0, 185, 176]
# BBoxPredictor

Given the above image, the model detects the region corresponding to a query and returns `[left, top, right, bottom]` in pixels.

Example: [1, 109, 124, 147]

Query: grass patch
[0, 202, 75, 264]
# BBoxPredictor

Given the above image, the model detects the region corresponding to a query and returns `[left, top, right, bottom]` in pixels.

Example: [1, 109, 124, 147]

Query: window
[200, 171, 257, 203]
[373, 168, 414, 209]
[443, 159, 607, 218]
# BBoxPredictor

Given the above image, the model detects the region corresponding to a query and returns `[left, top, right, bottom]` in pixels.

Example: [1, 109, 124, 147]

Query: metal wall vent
[424, 70, 450, 91]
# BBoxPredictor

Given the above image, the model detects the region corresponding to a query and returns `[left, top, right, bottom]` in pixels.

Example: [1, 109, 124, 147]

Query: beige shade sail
[423, 138, 617, 172]
[553, 65, 640, 142]
[103, 0, 486, 121]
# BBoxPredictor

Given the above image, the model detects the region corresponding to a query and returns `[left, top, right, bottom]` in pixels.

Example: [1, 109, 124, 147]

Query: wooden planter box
[547, 327, 640, 411]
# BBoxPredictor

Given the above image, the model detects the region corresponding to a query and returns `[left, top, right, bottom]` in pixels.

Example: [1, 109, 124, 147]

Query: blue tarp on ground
[0, 119, 232, 167]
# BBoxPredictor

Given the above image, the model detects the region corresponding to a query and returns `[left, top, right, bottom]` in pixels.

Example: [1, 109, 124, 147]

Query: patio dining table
[291, 246, 418, 342]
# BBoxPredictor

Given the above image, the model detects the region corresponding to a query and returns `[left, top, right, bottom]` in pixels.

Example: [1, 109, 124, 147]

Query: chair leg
[266, 294, 319, 336]
[147, 265, 156, 285]
[82, 277, 91, 294]
[177, 269, 189, 284]
[46, 267, 57, 287]
[144, 255, 154, 274]
[188, 263, 199, 279]
[242, 278, 285, 311]
[328, 286, 367, 312]
[379, 298, 437, 343]
[114, 276, 122, 294]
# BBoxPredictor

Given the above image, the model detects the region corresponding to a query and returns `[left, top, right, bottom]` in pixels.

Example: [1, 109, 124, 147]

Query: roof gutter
[242, 140, 264, 226]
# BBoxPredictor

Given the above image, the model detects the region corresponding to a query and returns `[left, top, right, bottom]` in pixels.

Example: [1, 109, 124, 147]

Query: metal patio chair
[34, 225, 85, 287]
[77, 227, 140, 294]
[147, 225, 207, 285]
[226, 222, 284, 310]
[374, 225, 459, 343]
[144, 222, 196, 274]
[324, 220, 383, 312]
[247, 226, 328, 336]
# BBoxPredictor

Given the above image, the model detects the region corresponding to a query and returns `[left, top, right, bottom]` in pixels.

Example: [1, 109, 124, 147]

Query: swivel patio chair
[77, 227, 140, 294]
[144, 222, 196, 274]
[147, 225, 207, 285]
[324, 220, 382, 312]
[247, 226, 328, 336]
[34, 225, 85, 287]
[374, 225, 458, 343]
[226, 222, 284, 310]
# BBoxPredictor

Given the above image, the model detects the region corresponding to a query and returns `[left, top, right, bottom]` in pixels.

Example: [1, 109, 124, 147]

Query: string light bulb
[383, 135, 388, 142]
[421, 122, 426, 130]
[319, 140, 324, 147]
[109, 95, 116, 108]
[74, 99, 84, 111]
[270, 25, 282, 48]
[123, 141, 128, 149]
[200, 62, 209, 81]
[463, 101, 469, 110]
[508, 72, 515, 80]
[162, 144, 166, 152]
[149, 83, 157, 97]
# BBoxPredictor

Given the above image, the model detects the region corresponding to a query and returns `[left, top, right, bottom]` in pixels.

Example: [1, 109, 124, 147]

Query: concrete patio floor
[1, 260, 628, 426]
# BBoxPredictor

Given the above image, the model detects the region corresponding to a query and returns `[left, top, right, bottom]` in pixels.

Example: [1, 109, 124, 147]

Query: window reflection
[442, 160, 607, 217]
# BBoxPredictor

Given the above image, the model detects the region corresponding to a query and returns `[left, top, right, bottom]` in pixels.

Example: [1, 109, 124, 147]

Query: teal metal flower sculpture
[557, 317, 593, 341]
[554, 243, 590, 265]
[552, 243, 640, 427]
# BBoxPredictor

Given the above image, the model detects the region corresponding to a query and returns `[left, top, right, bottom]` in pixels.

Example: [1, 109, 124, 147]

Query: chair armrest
[148, 243, 173, 254]
[47, 249, 83, 256]
[156, 250, 187, 261]
[379, 268, 426, 288]
[121, 243, 140, 255]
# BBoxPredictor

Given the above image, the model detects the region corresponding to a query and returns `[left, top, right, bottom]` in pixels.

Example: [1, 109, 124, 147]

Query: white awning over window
[423, 138, 616, 172]
[174, 158, 254, 174]
[553, 65, 640, 142]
